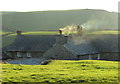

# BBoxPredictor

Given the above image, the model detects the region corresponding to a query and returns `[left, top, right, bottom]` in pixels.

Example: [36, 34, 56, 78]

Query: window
[89, 54, 92, 60]
[17, 52, 22, 57]
[27, 52, 31, 57]
[97, 54, 100, 60]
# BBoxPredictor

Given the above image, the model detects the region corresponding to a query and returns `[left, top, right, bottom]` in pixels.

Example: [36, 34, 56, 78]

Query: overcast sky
[0, 0, 119, 12]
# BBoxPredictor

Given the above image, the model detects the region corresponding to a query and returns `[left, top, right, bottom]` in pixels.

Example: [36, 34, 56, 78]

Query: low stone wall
[100, 53, 119, 61]
[43, 44, 77, 60]
[78, 53, 119, 61]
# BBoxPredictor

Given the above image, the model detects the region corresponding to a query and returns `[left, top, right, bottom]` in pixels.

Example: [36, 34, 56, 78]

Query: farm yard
[1, 60, 119, 83]
[1, 30, 119, 83]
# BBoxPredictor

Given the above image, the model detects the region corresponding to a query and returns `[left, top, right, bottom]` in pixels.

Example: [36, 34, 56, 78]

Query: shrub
[40, 60, 52, 65]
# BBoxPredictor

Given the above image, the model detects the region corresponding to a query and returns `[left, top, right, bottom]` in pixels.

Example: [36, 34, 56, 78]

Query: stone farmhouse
[43, 34, 119, 61]
[3, 32, 56, 59]
[3, 29, 119, 61]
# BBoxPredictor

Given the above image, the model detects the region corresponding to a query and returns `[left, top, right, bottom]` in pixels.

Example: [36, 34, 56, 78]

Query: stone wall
[43, 35, 77, 59]
[31, 52, 43, 58]
[100, 52, 119, 61]
[43, 44, 77, 60]
[56, 35, 68, 45]
[78, 53, 119, 61]
[78, 54, 99, 60]
[7, 51, 43, 58]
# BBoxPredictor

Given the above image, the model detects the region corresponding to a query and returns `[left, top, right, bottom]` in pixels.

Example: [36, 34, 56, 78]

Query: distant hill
[1, 9, 119, 32]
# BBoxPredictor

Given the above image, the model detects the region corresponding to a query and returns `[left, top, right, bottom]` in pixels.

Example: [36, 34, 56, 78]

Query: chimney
[59, 29, 62, 35]
[77, 25, 82, 36]
[16, 31, 22, 36]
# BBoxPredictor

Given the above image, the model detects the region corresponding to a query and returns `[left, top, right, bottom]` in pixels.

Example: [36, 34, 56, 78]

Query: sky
[0, 0, 119, 12]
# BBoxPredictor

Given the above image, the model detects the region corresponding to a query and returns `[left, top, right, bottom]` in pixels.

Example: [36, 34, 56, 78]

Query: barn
[43, 34, 119, 61]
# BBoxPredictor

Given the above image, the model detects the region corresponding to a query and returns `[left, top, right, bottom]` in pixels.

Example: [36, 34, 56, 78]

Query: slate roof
[3, 34, 119, 56]
[64, 40, 98, 55]
[92, 35, 118, 52]
[64, 34, 119, 55]
[4, 35, 56, 52]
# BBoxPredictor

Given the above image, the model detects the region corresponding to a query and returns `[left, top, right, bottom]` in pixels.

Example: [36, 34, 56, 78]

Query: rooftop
[3, 35, 56, 52]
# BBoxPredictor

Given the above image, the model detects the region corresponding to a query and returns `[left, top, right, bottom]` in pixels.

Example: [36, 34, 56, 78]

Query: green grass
[9, 31, 58, 36]
[88, 31, 120, 34]
[0, 32, 12, 35]
[1, 60, 119, 83]
[63, 30, 120, 35]
[2, 9, 118, 32]
[7, 31, 120, 36]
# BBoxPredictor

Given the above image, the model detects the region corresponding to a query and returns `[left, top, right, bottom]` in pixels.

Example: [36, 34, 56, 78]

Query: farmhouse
[43, 34, 119, 61]
[3, 32, 56, 58]
[3, 29, 119, 61]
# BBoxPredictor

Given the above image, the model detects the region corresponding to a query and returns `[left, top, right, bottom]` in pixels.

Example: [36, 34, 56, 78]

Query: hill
[1, 9, 119, 48]
[1, 9, 118, 32]
[1, 60, 119, 83]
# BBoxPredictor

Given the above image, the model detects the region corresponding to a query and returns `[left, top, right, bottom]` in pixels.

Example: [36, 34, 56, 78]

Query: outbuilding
[3, 35, 56, 58]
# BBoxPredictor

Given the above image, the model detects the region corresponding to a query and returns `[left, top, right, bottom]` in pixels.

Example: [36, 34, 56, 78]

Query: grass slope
[1, 60, 119, 83]
[2, 9, 118, 32]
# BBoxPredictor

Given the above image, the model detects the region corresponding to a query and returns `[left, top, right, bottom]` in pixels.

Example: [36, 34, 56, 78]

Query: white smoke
[59, 24, 88, 45]
[59, 24, 86, 36]
[59, 24, 77, 36]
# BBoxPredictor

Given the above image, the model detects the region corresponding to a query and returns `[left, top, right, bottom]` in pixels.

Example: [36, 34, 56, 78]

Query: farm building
[3, 34, 56, 58]
[43, 34, 119, 61]
[2, 29, 119, 61]
[43, 35, 77, 60]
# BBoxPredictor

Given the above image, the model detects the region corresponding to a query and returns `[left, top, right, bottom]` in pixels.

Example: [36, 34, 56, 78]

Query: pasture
[1, 60, 119, 83]
[9, 31, 58, 36]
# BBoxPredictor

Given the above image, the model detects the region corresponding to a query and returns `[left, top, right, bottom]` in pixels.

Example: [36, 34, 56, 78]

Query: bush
[40, 60, 52, 65]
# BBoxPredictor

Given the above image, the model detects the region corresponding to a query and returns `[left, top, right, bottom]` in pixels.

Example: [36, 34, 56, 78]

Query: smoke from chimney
[77, 25, 83, 36]
[59, 24, 84, 36]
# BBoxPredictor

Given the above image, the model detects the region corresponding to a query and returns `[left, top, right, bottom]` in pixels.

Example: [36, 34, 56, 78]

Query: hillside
[1, 9, 119, 48]
[1, 60, 119, 83]
[1, 9, 118, 32]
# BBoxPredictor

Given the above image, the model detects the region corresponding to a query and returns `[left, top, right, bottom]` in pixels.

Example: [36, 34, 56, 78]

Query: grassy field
[88, 31, 120, 34]
[2, 9, 118, 32]
[9, 31, 58, 36]
[0, 32, 12, 35]
[8, 31, 120, 36]
[1, 60, 119, 83]
[3, 30, 120, 36]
